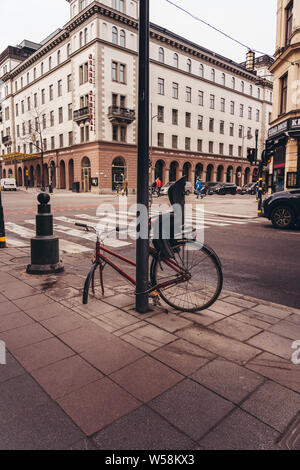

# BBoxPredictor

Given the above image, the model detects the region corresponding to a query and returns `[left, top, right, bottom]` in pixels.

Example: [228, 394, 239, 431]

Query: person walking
[195, 178, 203, 199]
[123, 178, 128, 197]
[156, 177, 162, 197]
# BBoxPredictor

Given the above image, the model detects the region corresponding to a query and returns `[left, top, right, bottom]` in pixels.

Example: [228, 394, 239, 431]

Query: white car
[0, 178, 17, 191]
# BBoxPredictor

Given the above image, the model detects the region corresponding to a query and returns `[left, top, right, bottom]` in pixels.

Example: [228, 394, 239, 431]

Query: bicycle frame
[94, 241, 189, 296]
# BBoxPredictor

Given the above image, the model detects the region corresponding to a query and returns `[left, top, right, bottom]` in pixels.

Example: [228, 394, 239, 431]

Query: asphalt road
[2, 189, 300, 309]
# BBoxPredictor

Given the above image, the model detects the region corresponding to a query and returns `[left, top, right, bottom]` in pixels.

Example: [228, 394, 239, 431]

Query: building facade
[268, 0, 300, 191]
[0, 0, 273, 192]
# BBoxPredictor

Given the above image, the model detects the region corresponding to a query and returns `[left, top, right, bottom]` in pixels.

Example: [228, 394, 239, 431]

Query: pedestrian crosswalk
[4, 210, 258, 254]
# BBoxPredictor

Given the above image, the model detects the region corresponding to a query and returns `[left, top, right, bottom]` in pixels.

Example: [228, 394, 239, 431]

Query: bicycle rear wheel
[82, 262, 98, 304]
[151, 240, 223, 312]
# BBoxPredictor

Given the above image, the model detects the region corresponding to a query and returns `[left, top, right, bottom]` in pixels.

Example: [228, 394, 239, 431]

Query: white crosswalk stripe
[4, 209, 256, 254]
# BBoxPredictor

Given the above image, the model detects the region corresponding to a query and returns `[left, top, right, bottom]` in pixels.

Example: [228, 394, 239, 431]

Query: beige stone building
[268, 0, 300, 190]
[0, 0, 273, 192]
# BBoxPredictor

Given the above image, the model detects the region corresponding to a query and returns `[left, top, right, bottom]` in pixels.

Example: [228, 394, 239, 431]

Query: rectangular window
[230, 101, 235, 115]
[85, 125, 90, 142]
[158, 78, 164, 95]
[41, 89, 45, 105]
[112, 62, 118, 82]
[157, 106, 164, 123]
[240, 104, 244, 117]
[186, 86, 191, 102]
[219, 143, 224, 155]
[248, 107, 252, 120]
[119, 64, 126, 83]
[51, 136, 55, 150]
[172, 82, 178, 99]
[286, 1, 293, 46]
[59, 134, 64, 148]
[185, 112, 191, 128]
[68, 131, 73, 146]
[220, 98, 225, 112]
[58, 80, 62, 97]
[239, 125, 243, 138]
[50, 111, 54, 127]
[198, 115, 203, 130]
[68, 103, 72, 120]
[17, 125, 20, 137]
[120, 126, 126, 142]
[67, 74, 72, 92]
[80, 126, 85, 143]
[15, 104, 18, 117]
[34, 93, 37, 108]
[198, 90, 203, 106]
[27, 97, 31, 111]
[21, 101, 24, 114]
[238, 146, 242, 157]
[58, 107, 63, 124]
[42, 114, 46, 129]
[280, 73, 288, 114]
[210, 94, 215, 109]
[197, 139, 203, 152]
[209, 118, 214, 132]
[229, 123, 234, 137]
[209, 141, 214, 153]
[112, 125, 118, 141]
[229, 144, 233, 156]
[172, 135, 178, 149]
[172, 109, 178, 125]
[49, 85, 53, 101]
[256, 109, 260, 122]
[185, 137, 191, 151]
[157, 132, 164, 147]
[43, 139, 47, 151]
[220, 121, 224, 134]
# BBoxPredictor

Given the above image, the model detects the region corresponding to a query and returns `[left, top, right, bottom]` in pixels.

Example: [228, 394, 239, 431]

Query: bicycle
[75, 218, 223, 313]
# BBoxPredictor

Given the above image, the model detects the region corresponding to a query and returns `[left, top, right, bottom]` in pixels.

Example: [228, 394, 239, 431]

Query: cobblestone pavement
[0, 248, 299, 450]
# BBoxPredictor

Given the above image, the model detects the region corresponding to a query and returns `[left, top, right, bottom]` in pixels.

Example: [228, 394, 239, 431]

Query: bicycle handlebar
[75, 223, 88, 229]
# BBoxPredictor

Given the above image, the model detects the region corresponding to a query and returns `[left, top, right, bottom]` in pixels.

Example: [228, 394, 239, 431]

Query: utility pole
[0, 187, 6, 248]
[136, 0, 150, 313]
[257, 151, 265, 216]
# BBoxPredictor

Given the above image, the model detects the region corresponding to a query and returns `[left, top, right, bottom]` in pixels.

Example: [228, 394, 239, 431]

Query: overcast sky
[0, 0, 277, 63]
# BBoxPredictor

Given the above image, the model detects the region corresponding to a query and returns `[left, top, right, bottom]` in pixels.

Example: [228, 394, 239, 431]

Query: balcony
[108, 106, 136, 124]
[2, 135, 12, 146]
[73, 106, 90, 123]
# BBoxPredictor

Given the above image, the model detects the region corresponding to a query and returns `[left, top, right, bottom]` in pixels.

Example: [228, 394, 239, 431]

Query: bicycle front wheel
[82, 262, 98, 305]
[151, 241, 223, 312]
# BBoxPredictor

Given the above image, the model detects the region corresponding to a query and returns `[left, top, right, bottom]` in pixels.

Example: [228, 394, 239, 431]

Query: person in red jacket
[156, 177, 162, 197]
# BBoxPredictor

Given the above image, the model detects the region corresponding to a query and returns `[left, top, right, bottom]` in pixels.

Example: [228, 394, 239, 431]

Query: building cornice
[271, 41, 300, 72]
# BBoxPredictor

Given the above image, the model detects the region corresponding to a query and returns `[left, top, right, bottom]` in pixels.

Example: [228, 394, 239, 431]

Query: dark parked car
[241, 182, 267, 195]
[262, 189, 300, 229]
[214, 183, 238, 195]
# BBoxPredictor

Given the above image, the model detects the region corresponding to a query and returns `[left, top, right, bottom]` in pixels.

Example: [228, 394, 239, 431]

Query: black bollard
[0, 188, 6, 248]
[27, 192, 64, 274]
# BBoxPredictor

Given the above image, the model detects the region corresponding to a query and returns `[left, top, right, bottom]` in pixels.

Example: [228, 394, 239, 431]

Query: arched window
[120, 30, 126, 47]
[173, 53, 178, 68]
[57, 50, 61, 65]
[41, 62, 44, 75]
[199, 64, 204, 77]
[112, 26, 118, 44]
[84, 28, 88, 44]
[186, 59, 192, 73]
[49, 56, 52, 70]
[79, 31, 83, 47]
[67, 43, 71, 57]
[231, 77, 235, 89]
[158, 47, 164, 63]
[249, 84, 253, 96]
[221, 73, 225, 86]
[211, 68, 215, 82]
[241, 81, 244, 93]
[257, 88, 261, 99]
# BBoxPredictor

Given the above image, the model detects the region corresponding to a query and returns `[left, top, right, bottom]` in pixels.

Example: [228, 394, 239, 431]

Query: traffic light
[265, 140, 275, 164]
[247, 148, 256, 164]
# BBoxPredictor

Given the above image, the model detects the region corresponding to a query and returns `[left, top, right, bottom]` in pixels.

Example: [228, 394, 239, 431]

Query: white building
[0, 0, 273, 192]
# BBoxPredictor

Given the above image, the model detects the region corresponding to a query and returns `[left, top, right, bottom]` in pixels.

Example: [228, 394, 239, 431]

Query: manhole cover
[278, 412, 300, 450]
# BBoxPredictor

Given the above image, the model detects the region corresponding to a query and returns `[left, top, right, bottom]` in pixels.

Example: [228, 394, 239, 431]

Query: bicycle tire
[151, 240, 223, 312]
[82, 262, 99, 304]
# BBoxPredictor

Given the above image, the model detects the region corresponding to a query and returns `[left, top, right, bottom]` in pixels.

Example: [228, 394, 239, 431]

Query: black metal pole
[136, 0, 150, 313]
[257, 152, 265, 216]
[0, 188, 6, 248]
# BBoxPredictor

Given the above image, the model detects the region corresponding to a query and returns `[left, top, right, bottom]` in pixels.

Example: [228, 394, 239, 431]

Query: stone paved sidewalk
[0, 247, 300, 450]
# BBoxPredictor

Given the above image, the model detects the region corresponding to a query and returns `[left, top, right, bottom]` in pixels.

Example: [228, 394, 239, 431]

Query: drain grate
[278, 412, 300, 450]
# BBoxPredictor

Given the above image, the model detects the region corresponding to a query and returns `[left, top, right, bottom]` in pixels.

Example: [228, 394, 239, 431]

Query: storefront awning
[0, 152, 41, 164]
